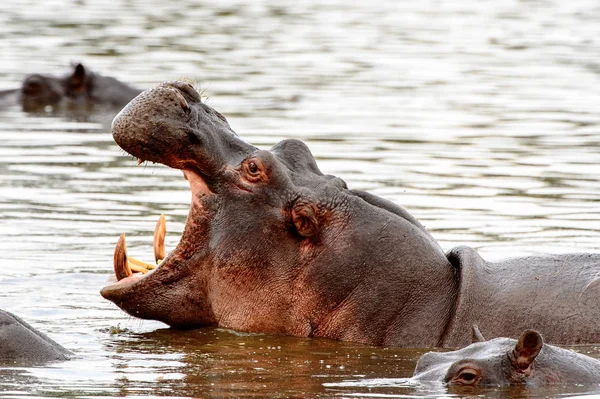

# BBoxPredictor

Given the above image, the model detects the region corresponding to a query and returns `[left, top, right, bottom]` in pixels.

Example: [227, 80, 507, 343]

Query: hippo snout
[112, 80, 255, 178]
[111, 81, 202, 166]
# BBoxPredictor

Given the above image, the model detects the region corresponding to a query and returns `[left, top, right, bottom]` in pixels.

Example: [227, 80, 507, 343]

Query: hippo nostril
[164, 81, 201, 104]
[173, 90, 190, 112]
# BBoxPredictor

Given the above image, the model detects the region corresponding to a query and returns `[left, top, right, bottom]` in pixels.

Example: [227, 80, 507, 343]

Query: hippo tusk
[113, 233, 132, 281]
[114, 234, 158, 281]
[128, 256, 155, 272]
[154, 214, 166, 264]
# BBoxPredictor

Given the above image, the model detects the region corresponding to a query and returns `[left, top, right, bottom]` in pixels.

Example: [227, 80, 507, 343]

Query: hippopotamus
[0, 63, 141, 112]
[0, 309, 71, 364]
[101, 81, 600, 348]
[413, 328, 600, 386]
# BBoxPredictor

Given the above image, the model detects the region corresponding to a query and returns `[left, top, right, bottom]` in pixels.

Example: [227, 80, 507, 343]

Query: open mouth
[110, 214, 165, 284]
[102, 168, 213, 293]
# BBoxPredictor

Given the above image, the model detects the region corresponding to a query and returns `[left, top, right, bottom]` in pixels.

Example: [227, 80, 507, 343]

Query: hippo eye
[248, 161, 258, 174]
[242, 158, 264, 183]
[453, 368, 481, 385]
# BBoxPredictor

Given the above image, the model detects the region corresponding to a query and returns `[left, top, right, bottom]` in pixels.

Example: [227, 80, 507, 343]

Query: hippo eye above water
[459, 371, 477, 381]
[451, 367, 481, 386]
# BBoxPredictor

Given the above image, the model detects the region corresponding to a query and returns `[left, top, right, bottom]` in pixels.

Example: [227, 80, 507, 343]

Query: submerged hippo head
[20, 63, 140, 112]
[101, 81, 455, 346]
[413, 329, 600, 386]
[20, 73, 65, 111]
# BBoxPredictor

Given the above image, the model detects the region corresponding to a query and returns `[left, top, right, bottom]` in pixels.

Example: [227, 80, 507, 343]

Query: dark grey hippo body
[0, 63, 141, 112]
[0, 310, 71, 364]
[414, 330, 600, 386]
[443, 248, 600, 347]
[101, 81, 600, 348]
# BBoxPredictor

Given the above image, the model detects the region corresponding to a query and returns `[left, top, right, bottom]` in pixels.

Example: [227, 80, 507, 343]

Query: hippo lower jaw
[100, 170, 216, 326]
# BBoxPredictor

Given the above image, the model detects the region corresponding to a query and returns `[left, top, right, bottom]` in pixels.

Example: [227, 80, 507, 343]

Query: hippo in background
[413, 328, 600, 386]
[0, 63, 141, 113]
[0, 309, 71, 364]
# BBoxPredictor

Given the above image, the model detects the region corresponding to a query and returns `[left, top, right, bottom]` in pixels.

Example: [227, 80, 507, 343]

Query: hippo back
[0, 310, 71, 364]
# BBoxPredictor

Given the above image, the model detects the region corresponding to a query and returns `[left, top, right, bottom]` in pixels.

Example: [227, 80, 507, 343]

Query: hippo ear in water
[471, 324, 486, 343]
[69, 63, 87, 93]
[512, 330, 543, 374]
[292, 199, 319, 238]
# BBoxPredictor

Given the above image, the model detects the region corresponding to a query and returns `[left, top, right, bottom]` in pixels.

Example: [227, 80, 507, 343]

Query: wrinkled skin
[413, 330, 600, 386]
[0, 63, 141, 112]
[102, 81, 600, 347]
[0, 310, 71, 364]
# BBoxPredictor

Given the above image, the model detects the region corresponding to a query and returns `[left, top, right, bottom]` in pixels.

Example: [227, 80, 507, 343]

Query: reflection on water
[0, 0, 599, 398]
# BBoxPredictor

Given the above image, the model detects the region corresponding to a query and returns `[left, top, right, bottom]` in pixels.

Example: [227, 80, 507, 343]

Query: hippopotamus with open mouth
[413, 328, 600, 386]
[101, 81, 600, 348]
[0, 63, 141, 112]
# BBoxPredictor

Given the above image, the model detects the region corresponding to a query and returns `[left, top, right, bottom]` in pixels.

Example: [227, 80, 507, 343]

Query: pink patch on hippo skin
[544, 370, 561, 384]
[184, 170, 214, 198]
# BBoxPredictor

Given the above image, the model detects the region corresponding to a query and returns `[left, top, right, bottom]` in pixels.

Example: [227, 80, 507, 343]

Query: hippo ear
[70, 63, 87, 92]
[512, 330, 543, 373]
[291, 200, 319, 238]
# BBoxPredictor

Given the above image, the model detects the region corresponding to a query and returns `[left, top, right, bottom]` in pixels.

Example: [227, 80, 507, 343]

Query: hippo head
[20, 63, 90, 111]
[413, 329, 600, 386]
[101, 81, 453, 345]
[20, 73, 65, 111]
[414, 330, 545, 386]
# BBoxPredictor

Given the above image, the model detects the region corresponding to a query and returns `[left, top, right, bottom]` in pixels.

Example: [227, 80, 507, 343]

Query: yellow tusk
[113, 233, 132, 281]
[153, 214, 166, 264]
[128, 256, 155, 271]
[128, 261, 149, 274]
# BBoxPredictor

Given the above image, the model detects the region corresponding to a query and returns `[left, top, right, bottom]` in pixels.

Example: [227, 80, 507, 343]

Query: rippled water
[1, 0, 600, 397]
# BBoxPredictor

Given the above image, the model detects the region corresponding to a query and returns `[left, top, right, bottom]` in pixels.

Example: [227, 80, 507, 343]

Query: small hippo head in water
[413, 329, 600, 386]
[19, 63, 141, 112]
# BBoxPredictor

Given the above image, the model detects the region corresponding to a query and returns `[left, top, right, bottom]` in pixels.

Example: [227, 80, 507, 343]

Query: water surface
[1, 0, 600, 398]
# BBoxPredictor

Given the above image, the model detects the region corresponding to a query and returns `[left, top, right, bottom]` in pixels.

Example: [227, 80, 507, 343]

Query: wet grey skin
[0, 310, 71, 364]
[0, 63, 141, 112]
[102, 81, 600, 348]
[413, 330, 600, 386]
